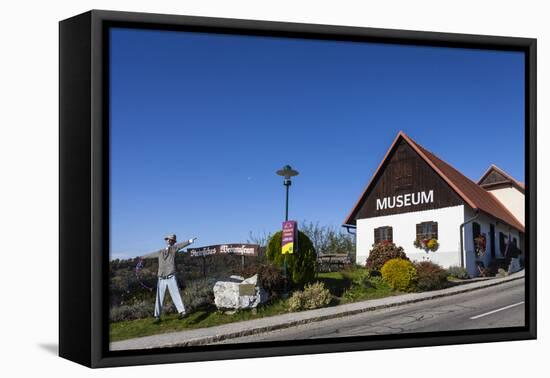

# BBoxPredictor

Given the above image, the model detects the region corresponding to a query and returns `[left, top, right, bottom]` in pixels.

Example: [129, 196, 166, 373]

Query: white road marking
[469, 301, 525, 320]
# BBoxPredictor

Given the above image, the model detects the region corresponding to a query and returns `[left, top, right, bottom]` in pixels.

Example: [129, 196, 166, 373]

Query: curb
[111, 272, 524, 350]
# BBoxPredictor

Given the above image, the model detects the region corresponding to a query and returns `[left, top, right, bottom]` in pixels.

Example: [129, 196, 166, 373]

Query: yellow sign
[282, 242, 294, 255]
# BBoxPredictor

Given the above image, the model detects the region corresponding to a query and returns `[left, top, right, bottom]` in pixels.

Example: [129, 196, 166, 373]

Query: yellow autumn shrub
[380, 258, 417, 292]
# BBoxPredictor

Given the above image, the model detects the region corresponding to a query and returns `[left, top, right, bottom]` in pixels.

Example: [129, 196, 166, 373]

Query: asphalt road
[215, 278, 525, 344]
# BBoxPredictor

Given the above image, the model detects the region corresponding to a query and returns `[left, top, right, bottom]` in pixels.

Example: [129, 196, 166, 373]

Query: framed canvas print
[59, 10, 537, 368]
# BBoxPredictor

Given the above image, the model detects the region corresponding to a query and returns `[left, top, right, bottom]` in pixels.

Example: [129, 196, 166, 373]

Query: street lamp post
[276, 165, 299, 221]
[276, 165, 299, 295]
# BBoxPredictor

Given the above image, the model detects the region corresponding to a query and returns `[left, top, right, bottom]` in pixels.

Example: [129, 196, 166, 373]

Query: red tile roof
[344, 131, 524, 232]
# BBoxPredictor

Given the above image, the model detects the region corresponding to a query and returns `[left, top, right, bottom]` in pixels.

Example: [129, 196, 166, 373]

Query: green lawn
[111, 267, 399, 342]
[110, 300, 289, 342]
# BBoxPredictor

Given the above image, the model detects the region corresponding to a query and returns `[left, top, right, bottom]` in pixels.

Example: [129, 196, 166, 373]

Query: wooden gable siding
[354, 139, 464, 219]
[477, 165, 525, 193]
[479, 170, 510, 186]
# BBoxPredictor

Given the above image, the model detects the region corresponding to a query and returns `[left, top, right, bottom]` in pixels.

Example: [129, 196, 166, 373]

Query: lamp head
[276, 165, 299, 180]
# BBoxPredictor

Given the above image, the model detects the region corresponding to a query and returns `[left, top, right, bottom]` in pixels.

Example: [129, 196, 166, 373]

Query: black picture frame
[59, 9, 537, 368]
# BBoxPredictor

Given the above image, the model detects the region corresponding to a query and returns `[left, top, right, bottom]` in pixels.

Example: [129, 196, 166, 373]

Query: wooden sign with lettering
[188, 244, 260, 257]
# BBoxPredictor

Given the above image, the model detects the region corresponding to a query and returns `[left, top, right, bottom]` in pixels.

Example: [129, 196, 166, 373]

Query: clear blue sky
[109, 27, 525, 259]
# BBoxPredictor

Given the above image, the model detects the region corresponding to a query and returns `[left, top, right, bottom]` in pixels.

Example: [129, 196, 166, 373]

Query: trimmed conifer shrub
[266, 230, 316, 287]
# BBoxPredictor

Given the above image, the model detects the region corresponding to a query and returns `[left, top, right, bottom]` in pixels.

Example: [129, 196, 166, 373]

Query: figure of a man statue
[142, 234, 196, 322]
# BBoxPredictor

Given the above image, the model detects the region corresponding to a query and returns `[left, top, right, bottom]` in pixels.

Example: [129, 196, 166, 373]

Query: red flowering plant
[474, 233, 487, 258]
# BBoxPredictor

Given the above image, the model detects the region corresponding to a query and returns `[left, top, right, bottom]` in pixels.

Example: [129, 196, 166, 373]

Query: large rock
[213, 274, 267, 311]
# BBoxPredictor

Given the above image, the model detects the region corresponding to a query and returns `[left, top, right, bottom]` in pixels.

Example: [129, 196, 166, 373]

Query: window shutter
[431, 222, 438, 239]
[416, 223, 422, 240]
[473, 222, 481, 238]
[374, 228, 380, 244]
[387, 227, 393, 242]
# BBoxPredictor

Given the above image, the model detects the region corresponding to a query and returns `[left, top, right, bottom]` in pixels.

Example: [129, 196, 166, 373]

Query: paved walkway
[110, 269, 525, 351]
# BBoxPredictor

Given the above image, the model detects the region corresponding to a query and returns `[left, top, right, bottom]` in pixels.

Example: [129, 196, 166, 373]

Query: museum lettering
[376, 190, 434, 211]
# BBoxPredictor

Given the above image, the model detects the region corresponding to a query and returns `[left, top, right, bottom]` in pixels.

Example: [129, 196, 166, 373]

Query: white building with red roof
[343, 131, 524, 277]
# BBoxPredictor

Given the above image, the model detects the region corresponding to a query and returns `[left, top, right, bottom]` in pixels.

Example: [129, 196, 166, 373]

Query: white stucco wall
[356, 205, 465, 269]
[462, 207, 521, 277]
[485, 186, 525, 226]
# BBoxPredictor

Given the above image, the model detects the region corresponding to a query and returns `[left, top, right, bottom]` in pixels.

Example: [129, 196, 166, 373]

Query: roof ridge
[400, 133, 478, 209]
[405, 135, 524, 231]
[409, 138, 522, 230]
